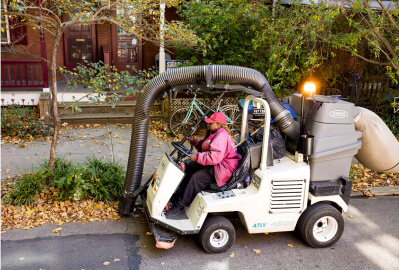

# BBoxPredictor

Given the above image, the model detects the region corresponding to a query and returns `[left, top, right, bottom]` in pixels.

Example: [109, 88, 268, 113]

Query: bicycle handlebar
[170, 93, 225, 156]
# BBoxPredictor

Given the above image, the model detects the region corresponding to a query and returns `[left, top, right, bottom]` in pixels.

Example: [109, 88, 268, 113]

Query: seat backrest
[212, 141, 250, 192]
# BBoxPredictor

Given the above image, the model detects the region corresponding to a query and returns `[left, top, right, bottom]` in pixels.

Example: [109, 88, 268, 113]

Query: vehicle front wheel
[296, 203, 344, 248]
[199, 216, 236, 253]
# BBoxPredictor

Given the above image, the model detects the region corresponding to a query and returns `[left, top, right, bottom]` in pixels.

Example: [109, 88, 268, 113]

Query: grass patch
[2, 157, 125, 206]
[2, 172, 46, 206]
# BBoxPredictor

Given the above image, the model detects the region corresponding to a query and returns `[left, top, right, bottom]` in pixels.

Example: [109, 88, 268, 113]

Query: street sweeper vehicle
[119, 65, 399, 253]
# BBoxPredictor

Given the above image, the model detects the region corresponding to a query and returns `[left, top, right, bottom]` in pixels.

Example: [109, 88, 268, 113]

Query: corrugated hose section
[120, 65, 299, 214]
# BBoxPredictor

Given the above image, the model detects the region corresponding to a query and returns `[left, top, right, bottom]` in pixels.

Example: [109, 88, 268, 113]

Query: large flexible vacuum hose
[120, 65, 299, 213]
[354, 107, 399, 173]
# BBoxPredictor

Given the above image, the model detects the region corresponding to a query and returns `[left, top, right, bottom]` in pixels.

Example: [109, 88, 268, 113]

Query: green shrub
[3, 157, 125, 205]
[1, 104, 52, 138]
[2, 172, 46, 205]
[42, 158, 85, 201]
[81, 157, 125, 201]
[41, 157, 124, 202]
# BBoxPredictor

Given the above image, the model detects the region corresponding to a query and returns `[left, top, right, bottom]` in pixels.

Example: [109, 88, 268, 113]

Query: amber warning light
[303, 82, 316, 96]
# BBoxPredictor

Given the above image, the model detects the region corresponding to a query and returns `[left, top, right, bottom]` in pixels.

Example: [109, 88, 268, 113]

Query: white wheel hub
[313, 216, 338, 242]
[209, 229, 229, 248]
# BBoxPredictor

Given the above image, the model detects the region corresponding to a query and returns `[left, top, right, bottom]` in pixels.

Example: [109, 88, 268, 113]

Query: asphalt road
[2, 196, 399, 270]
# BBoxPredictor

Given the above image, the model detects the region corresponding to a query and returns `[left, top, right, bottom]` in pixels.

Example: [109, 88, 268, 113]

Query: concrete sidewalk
[1, 124, 173, 183]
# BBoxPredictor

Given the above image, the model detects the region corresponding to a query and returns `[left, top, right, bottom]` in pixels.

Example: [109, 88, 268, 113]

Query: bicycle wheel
[169, 107, 199, 137]
[220, 105, 242, 132]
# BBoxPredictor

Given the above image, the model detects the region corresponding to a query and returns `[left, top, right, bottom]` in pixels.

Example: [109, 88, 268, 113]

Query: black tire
[199, 216, 236, 253]
[296, 203, 344, 248]
[169, 107, 198, 137]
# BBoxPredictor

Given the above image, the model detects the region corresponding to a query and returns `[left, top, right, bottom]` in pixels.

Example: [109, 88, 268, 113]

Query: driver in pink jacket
[167, 112, 241, 216]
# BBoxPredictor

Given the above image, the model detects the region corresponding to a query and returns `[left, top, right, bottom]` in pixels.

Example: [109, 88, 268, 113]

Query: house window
[116, 5, 137, 63]
[67, 24, 93, 62]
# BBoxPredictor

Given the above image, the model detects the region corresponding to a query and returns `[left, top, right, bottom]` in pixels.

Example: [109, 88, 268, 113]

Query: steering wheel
[171, 141, 193, 157]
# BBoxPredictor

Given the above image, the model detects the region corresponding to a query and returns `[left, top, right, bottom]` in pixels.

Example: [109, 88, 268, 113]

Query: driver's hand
[188, 154, 197, 161]
[187, 136, 194, 143]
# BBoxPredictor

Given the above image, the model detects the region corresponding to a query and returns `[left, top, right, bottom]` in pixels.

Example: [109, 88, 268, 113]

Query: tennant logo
[329, 110, 348, 119]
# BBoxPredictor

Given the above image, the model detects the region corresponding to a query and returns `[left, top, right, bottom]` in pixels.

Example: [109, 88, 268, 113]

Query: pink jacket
[191, 128, 242, 186]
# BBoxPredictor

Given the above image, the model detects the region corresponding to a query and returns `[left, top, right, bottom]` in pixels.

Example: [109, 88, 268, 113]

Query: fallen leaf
[52, 227, 62, 233]
[229, 253, 235, 258]
[161, 262, 165, 265]
[19, 257, 25, 260]
[23, 226, 30, 230]
[253, 249, 261, 254]
[287, 244, 293, 248]
[244, 246, 248, 248]
[113, 258, 120, 262]
[264, 232, 269, 235]
[146, 232, 153, 236]
[348, 215, 354, 218]
[103, 261, 110, 265]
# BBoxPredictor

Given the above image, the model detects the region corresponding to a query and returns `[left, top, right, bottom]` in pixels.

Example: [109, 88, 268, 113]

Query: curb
[350, 186, 399, 198]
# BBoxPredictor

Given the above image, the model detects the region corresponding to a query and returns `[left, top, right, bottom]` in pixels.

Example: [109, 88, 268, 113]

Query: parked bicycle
[169, 94, 242, 137]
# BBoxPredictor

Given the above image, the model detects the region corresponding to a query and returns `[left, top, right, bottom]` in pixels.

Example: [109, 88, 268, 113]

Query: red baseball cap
[204, 112, 227, 124]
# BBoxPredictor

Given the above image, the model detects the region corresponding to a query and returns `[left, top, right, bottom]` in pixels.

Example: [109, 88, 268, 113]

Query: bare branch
[3, 11, 56, 27]
[93, 1, 118, 17]
[26, 6, 62, 25]
[4, 44, 50, 64]
[339, 46, 391, 66]
[375, 0, 399, 32]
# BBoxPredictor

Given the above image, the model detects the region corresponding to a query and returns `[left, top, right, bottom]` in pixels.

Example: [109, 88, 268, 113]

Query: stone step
[57, 100, 164, 124]
[58, 101, 162, 115]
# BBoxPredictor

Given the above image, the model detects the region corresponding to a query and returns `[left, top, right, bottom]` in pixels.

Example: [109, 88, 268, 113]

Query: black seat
[206, 141, 251, 192]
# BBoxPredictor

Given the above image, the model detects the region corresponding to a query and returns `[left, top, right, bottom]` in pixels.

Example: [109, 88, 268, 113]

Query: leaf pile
[350, 164, 399, 192]
[1, 194, 121, 231]
[149, 120, 176, 141]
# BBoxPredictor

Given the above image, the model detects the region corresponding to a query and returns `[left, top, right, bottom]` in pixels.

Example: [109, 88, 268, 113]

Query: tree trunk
[48, 29, 63, 170]
[272, 0, 277, 17]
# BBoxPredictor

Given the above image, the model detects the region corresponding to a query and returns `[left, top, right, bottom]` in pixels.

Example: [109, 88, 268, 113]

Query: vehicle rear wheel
[199, 216, 235, 253]
[296, 203, 344, 248]
[169, 107, 198, 137]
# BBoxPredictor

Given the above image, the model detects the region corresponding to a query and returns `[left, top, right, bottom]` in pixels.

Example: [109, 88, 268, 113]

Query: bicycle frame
[183, 95, 235, 125]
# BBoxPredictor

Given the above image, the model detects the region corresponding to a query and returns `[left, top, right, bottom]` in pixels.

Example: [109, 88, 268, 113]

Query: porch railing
[1, 60, 48, 88]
